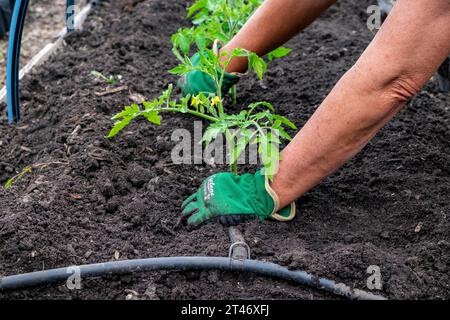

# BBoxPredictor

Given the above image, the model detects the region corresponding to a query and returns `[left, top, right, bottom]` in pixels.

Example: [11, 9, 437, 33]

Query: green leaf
[168, 64, 192, 75]
[111, 104, 139, 120]
[274, 115, 297, 129]
[258, 140, 280, 178]
[194, 34, 208, 50]
[278, 128, 293, 141]
[108, 104, 140, 138]
[248, 102, 275, 113]
[4, 167, 32, 190]
[107, 118, 131, 138]
[202, 127, 222, 145]
[248, 53, 267, 80]
[187, 0, 208, 18]
[171, 47, 184, 63]
[143, 110, 161, 125]
[192, 15, 208, 25]
[172, 30, 192, 55]
[267, 47, 292, 62]
[162, 84, 173, 100]
[252, 111, 270, 121]
[230, 47, 249, 58]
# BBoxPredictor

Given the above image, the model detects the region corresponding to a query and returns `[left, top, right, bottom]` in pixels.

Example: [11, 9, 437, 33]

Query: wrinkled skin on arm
[182, 0, 450, 225]
[271, 0, 450, 208]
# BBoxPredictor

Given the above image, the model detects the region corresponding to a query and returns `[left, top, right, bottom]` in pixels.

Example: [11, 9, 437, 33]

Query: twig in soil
[94, 85, 129, 97]
[162, 168, 174, 175]
[3, 161, 68, 191]
[87, 147, 110, 161]
[20, 146, 33, 153]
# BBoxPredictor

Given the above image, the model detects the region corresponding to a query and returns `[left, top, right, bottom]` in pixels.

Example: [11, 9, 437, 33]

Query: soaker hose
[6, 0, 28, 123]
[0, 256, 386, 300]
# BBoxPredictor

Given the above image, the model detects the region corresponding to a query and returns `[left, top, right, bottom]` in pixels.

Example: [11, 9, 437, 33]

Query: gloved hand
[177, 52, 240, 97]
[181, 170, 296, 226]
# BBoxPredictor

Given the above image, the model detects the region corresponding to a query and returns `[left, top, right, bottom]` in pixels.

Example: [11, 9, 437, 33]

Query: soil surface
[0, 0, 449, 300]
[0, 0, 67, 88]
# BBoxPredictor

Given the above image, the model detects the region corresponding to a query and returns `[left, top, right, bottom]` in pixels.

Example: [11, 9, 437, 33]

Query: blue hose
[6, 0, 28, 123]
[0, 256, 386, 300]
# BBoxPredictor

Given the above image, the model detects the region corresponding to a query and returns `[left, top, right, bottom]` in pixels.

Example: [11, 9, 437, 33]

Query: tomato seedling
[108, 0, 298, 177]
[108, 63, 297, 178]
[171, 0, 292, 99]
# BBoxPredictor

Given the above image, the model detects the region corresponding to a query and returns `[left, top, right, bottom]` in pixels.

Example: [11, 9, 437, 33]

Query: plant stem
[231, 162, 238, 174]
[224, 129, 238, 175]
[230, 85, 237, 106]
[161, 108, 219, 123]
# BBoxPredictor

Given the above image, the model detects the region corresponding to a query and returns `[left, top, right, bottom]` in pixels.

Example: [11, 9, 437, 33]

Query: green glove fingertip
[181, 193, 197, 209]
[177, 52, 240, 97]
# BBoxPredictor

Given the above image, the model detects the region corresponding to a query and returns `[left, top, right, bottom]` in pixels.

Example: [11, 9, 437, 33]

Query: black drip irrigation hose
[0, 228, 385, 300]
[6, 0, 28, 123]
[0, 256, 386, 300]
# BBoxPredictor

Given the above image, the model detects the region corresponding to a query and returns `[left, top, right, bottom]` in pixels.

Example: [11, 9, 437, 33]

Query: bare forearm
[272, 0, 450, 208]
[222, 0, 336, 72]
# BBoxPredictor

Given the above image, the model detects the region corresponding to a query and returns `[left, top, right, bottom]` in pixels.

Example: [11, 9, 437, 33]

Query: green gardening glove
[181, 170, 296, 226]
[177, 52, 240, 97]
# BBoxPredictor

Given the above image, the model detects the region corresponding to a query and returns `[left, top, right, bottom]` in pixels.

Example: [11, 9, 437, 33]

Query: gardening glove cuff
[264, 174, 297, 222]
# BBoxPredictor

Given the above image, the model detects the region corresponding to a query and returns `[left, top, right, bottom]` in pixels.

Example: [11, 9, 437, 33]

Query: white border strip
[0, 3, 92, 103]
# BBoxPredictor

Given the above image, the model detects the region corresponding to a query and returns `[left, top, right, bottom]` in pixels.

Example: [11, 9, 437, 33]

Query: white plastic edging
[0, 3, 92, 103]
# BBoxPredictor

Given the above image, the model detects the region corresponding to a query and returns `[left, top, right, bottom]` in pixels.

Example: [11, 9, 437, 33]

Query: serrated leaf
[248, 102, 274, 112]
[230, 47, 249, 58]
[192, 15, 208, 25]
[278, 128, 293, 141]
[267, 47, 292, 62]
[194, 34, 208, 50]
[187, 0, 208, 18]
[107, 118, 131, 138]
[168, 64, 191, 75]
[274, 115, 297, 129]
[142, 101, 153, 110]
[202, 127, 222, 145]
[172, 30, 192, 55]
[144, 110, 161, 125]
[171, 47, 184, 63]
[248, 53, 267, 80]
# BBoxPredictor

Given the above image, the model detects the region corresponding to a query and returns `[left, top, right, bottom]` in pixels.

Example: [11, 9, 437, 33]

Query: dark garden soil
[0, 0, 68, 88]
[0, 0, 449, 300]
